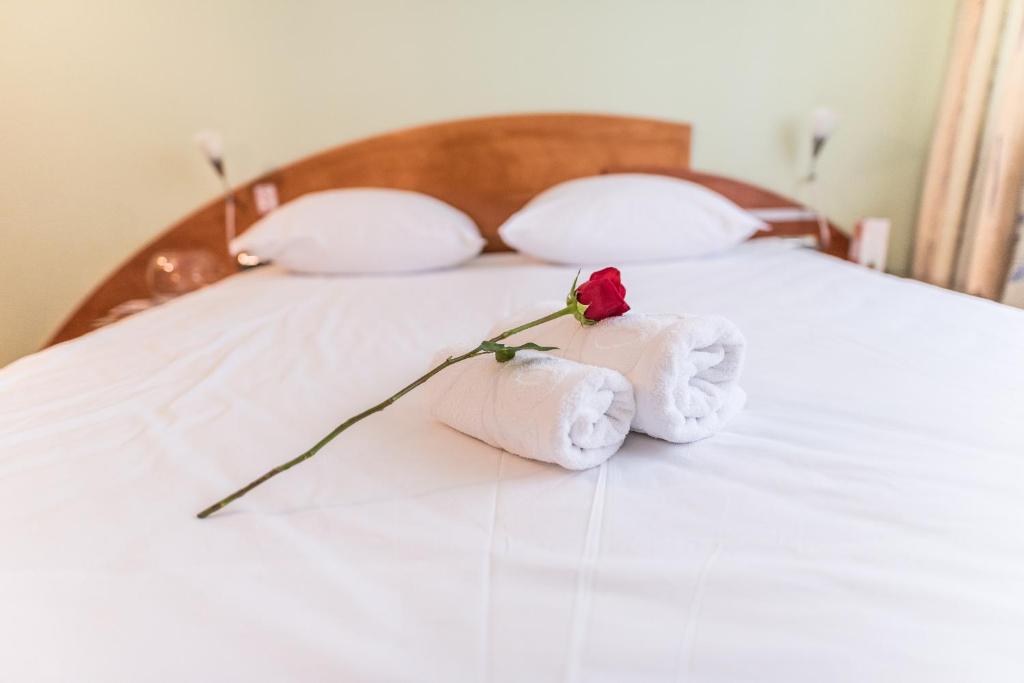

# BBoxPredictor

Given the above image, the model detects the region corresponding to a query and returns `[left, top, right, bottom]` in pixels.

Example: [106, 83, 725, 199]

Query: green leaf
[481, 340, 559, 363]
[566, 269, 582, 305]
[505, 342, 558, 353]
[479, 340, 507, 353]
[571, 300, 594, 326]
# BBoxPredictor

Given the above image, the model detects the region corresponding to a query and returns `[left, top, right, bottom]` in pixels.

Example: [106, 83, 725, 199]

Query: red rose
[575, 267, 630, 322]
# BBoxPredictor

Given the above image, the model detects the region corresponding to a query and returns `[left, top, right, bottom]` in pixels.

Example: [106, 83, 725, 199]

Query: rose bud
[571, 267, 630, 325]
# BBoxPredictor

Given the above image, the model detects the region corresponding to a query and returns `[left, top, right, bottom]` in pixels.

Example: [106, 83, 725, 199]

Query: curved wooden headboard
[48, 113, 845, 346]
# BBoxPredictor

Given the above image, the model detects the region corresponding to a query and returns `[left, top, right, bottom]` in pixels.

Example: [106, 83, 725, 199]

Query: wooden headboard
[47, 113, 844, 346]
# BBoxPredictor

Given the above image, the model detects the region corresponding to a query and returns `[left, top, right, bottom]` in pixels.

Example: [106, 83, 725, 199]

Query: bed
[4, 115, 1024, 681]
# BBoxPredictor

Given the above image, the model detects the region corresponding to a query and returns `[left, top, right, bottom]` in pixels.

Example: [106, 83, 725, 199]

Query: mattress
[2, 239, 1023, 681]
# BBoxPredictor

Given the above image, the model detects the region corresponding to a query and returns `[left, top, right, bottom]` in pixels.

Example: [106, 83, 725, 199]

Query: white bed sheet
[2, 239, 1024, 682]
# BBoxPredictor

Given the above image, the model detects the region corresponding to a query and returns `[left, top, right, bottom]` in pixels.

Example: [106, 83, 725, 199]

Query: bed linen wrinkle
[2, 240, 1024, 681]
[674, 541, 724, 682]
[0, 422, 149, 485]
[563, 462, 608, 683]
[479, 451, 504, 683]
[0, 302, 292, 436]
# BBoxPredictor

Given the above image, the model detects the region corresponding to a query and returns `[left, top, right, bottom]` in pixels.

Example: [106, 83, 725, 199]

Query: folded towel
[429, 350, 635, 470]
[493, 304, 746, 443]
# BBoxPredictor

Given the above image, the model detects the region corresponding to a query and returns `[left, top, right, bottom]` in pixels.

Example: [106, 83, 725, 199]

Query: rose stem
[195, 305, 573, 519]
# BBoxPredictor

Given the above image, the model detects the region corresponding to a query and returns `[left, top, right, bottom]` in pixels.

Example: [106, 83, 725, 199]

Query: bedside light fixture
[807, 107, 839, 181]
[804, 107, 839, 250]
[194, 129, 236, 250]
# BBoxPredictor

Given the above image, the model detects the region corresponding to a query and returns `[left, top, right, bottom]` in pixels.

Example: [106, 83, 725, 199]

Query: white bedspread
[2, 240, 1024, 682]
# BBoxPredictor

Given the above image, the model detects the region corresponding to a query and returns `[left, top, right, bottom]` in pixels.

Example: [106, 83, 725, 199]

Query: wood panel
[47, 114, 850, 348]
[47, 113, 691, 345]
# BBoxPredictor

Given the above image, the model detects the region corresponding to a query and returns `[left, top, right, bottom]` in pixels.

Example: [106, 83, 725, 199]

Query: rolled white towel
[428, 350, 635, 470]
[493, 304, 746, 443]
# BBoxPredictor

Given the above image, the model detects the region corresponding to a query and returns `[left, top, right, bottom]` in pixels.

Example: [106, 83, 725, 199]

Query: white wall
[0, 0, 955, 366]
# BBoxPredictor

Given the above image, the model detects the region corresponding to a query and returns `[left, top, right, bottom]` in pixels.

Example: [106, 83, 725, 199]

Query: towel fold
[429, 350, 635, 470]
[493, 303, 746, 443]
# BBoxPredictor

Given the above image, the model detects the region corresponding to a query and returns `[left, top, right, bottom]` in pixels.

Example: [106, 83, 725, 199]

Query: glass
[145, 249, 229, 302]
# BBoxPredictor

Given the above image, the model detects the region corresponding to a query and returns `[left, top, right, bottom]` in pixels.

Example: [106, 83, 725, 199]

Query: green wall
[0, 0, 956, 366]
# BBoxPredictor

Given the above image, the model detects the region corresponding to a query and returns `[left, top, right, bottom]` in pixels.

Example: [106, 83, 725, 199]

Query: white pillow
[230, 188, 485, 274]
[497, 174, 766, 264]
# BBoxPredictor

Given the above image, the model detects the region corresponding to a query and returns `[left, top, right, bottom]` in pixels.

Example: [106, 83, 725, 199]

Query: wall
[0, 0, 956, 366]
